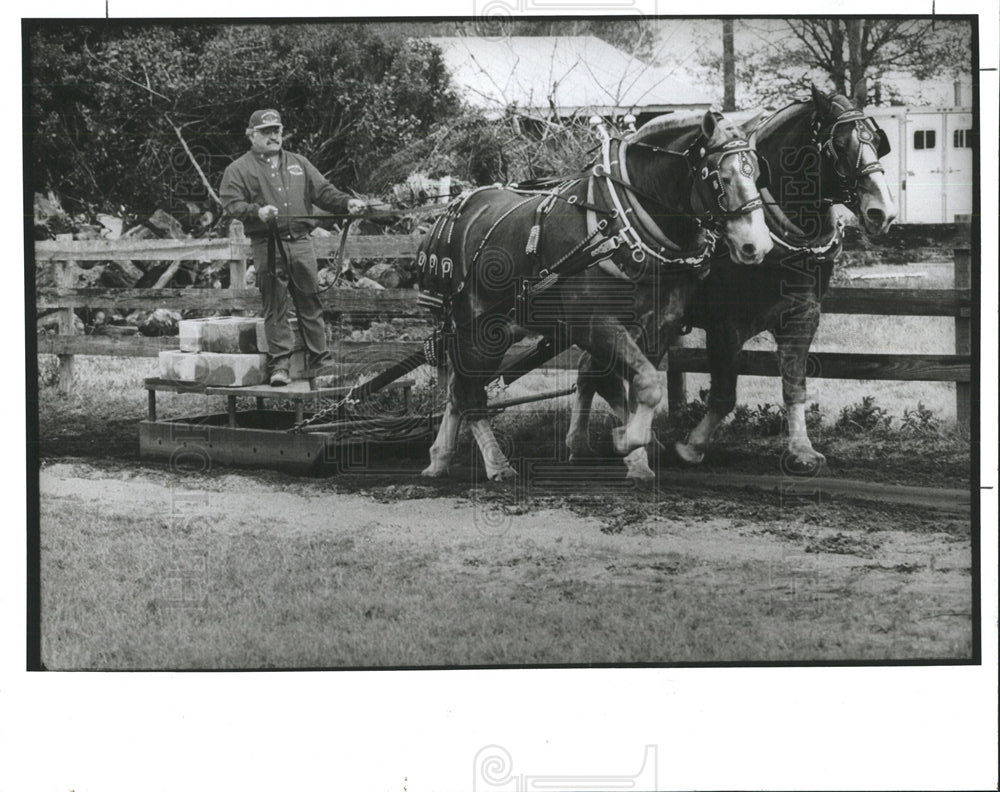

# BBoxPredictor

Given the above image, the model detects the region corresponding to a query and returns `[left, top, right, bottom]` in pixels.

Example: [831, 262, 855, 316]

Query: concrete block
[202, 318, 267, 354]
[178, 318, 208, 352]
[158, 351, 268, 386]
[178, 317, 269, 353]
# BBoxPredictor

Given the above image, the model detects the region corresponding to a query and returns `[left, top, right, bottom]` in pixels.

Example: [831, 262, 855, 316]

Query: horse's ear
[701, 111, 718, 141]
[811, 84, 832, 115]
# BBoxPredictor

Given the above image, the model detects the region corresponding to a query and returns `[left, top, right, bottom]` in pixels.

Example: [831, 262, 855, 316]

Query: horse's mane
[629, 111, 704, 143]
[754, 91, 857, 139]
[629, 111, 747, 149]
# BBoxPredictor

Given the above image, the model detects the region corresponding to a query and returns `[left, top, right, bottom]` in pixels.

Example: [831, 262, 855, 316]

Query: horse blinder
[755, 156, 772, 191]
[871, 121, 891, 158]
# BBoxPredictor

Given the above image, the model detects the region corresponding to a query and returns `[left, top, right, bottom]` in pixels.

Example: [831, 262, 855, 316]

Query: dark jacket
[219, 149, 352, 239]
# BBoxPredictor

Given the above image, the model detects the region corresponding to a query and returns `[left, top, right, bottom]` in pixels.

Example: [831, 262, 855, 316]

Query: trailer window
[953, 129, 973, 148]
[913, 130, 936, 149]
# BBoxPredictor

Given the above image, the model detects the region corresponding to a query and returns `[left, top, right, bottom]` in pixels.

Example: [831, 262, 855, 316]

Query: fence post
[954, 246, 971, 426]
[54, 254, 76, 393]
[228, 221, 248, 316]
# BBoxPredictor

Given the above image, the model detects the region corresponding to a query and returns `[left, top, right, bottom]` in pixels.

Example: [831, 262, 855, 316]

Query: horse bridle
[627, 136, 767, 219]
[588, 126, 767, 268]
[817, 107, 891, 204]
[684, 137, 767, 221]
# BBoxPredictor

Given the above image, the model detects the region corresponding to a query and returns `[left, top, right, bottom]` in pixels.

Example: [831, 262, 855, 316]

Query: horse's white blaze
[857, 167, 897, 235]
[725, 208, 772, 264]
[718, 151, 772, 264]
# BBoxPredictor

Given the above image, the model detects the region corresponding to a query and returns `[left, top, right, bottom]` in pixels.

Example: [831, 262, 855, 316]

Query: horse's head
[687, 111, 772, 265]
[811, 85, 897, 235]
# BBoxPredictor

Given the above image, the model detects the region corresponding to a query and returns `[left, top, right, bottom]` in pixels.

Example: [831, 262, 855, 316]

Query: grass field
[39, 461, 972, 668]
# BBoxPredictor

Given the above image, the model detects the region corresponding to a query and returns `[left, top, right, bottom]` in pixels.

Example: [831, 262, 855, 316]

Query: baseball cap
[248, 109, 283, 129]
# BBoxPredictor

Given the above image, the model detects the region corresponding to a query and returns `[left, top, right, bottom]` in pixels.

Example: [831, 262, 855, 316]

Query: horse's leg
[455, 324, 517, 481]
[567, 352, 627, 461]
[467, 419, 516, 481]
[460, 380, 517, 482]
[622, 289, 693, 478]
[566, 352, 598, 460]
[566, 352, 597, 462]
[773, 298, 825, 474]
[622, 388, 656, 480]
[675, 322, 742, 465]
[577, 320, 662, 456]
[422, 368, 462, 477]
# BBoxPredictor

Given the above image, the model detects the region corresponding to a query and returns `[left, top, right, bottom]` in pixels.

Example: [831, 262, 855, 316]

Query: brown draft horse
[568, 87, 897, 478]
[417, 111, 772, 480]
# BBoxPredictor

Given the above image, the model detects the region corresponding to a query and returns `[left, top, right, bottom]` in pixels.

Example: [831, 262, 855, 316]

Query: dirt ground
[36, 451, 974, 668]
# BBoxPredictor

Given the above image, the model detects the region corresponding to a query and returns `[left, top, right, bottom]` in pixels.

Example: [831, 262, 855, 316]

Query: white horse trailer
[866, 106, 974, 223]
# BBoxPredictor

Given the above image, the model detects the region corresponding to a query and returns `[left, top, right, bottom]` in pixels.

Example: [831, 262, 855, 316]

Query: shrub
[746, 403, 786, 437]
[672, 396, 824, 439]
[27, 24, 459, 217]
[834, 395, 893, 434]
[805, 402, 824, 433]
[900, 402, 941, 436]
[667, 388, 710, 433]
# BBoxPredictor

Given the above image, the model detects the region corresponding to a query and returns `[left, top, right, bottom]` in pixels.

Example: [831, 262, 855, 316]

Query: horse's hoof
[420, 465, 448, 478]
[782, 447, 826, 476]
[488, 465, 518, 482]
[625, 462, 656, 481]
[674, 441, 705, 466]
[623, 447, 655, 480]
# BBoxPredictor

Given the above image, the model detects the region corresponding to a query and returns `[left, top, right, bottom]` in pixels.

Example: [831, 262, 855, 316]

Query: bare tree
[697, 18, 971, 108]
[722, 20, 736, 111]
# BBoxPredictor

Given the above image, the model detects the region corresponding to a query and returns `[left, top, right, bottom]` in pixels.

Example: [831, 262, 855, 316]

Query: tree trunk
[722, 20, 736, 111]
[847, 20, 868, 107]
[829, 21, 847, 95]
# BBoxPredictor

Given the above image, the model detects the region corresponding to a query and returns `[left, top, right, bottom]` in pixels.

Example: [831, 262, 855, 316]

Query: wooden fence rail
[33, 222, 974, 423]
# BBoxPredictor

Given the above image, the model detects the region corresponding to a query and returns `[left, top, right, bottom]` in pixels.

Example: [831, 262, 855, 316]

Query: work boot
[269, 369, 290, 387]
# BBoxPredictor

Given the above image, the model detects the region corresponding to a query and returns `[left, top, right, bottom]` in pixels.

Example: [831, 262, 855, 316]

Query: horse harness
[748, 101, 889, 257]
[818, 105, 890, 211]
[417, 122, 765, 323]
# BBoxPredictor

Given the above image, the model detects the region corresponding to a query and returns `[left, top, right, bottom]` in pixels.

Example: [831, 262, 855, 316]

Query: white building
[423, 35, 713, 121]
[866, 105, 974, 223]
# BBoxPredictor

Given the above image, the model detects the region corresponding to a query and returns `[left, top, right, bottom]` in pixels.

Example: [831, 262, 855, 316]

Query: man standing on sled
[220, 108, 366, 386]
